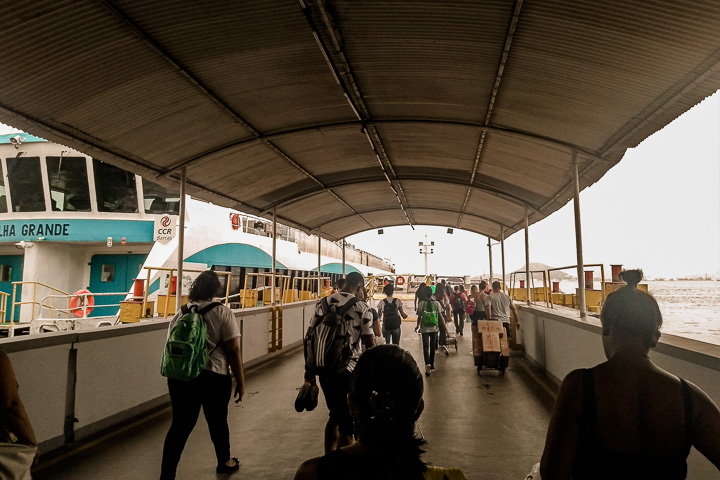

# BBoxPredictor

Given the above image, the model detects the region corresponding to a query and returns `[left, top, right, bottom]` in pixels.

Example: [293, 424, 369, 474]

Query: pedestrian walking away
[415, 285, 444, 376]
[160, 270, 245, 480]
[303, 271, 375, 454]
[450, 285, 467, 336]
[486, 281, 517, 340]
[378, 284, 408, 346]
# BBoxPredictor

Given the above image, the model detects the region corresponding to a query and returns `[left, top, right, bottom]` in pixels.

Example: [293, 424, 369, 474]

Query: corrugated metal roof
[0, 0, 719, 241]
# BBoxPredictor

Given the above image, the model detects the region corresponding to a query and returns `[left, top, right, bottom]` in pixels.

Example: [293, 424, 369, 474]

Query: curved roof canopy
[1, 1, 720, 241]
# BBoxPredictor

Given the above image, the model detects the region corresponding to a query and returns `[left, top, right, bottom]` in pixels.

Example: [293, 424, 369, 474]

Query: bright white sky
[1, 91, 718, 278]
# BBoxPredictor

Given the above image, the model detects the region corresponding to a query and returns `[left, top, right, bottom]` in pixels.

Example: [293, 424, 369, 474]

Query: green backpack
[161, 302, 221, 381]
[422, 300, 439, 327]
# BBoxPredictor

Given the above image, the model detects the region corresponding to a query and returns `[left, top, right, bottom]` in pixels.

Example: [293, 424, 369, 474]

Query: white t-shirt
[168, 300, 240, 375]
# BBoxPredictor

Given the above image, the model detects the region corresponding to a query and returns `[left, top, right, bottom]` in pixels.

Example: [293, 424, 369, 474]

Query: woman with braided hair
[541, 269, 720, 479]
[294, 345, 466, 480]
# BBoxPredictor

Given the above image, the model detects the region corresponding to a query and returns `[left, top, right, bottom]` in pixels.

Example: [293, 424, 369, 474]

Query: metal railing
[10, 281, 72, 324]
[545, 263, 606, 309]
[141, 267, 232, 318]
[0, 291, 8, 323]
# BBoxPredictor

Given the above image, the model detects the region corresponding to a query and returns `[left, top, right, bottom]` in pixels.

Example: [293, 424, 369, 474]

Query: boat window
[142, 178, 180, 214]
[45, 156, 91, 212]
[93, 159, 138, 213]
[6, 156, 46, 212]
[0, 265, 11, 282]
[101, 264, 115, 282]
[0, 161, 7, 213]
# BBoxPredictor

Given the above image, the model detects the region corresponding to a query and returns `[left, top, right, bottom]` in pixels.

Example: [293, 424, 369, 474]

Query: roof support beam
[99, 0, 371, 229]
[310, 206, 512, 239]
[160, 119, 607, 177]
[458, 0, 524, 229]
[298, 0, 415, 228]
[262, 176, 537, 220]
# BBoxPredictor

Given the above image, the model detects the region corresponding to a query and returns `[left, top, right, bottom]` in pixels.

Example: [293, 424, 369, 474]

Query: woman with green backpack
[414, 285, 446, 376]
[160, 271, 245, 479]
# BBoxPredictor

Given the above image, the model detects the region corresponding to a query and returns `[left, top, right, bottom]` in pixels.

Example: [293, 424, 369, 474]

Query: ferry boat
[0, 133, 394, 334]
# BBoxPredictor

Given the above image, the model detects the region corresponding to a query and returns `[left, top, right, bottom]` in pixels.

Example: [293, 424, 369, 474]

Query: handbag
[0, 442, 36, 480]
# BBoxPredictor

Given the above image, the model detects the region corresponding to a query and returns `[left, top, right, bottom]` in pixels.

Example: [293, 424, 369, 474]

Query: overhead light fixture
[447, 228, 454, 234]
[430, 241, 435, 246]
[418, 241, 423, 246]
[378, 229, 384, 235]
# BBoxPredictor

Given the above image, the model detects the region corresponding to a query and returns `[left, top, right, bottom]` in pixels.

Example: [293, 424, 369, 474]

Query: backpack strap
[337, 296, 359, 317]
[198, 301, 223, 315]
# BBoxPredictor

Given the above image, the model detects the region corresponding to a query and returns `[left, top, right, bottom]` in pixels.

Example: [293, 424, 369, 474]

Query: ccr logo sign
[154, 215, 177, 242]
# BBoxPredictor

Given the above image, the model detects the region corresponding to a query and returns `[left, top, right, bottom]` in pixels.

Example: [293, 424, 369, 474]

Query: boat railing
[140, 266, 232, 318]
[10, 281, 72, 325]
[37, 292, 131, 320]
[0, 291, 9, 323]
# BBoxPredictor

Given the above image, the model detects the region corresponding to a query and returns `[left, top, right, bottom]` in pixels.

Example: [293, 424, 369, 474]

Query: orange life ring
[70, 290, 95, 317]
[396, 276, 405, 286]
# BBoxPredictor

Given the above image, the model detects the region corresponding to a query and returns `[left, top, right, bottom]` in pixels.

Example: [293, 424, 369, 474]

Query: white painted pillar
[342, 238, 346, 276]
[525, 207, 531, 306]
[176, 167, 186, 311]
[487, 236, 493, 282]
[317, 228, 322, 296]
[572, 151, 587, 319]
[272, 207, 277, 306]
[501, 227, 506, 291]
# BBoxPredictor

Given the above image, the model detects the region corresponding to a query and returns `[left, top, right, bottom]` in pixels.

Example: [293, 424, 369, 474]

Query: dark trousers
[421, 331, 438, 367]
[382, 327, 401, 345]
[453, 310, 464, 333]
[160, 370, 232, 479]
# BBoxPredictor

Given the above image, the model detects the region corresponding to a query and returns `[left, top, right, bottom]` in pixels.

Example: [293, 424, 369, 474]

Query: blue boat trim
[185, 243, 288, 270]
[0, 219, 154, 243]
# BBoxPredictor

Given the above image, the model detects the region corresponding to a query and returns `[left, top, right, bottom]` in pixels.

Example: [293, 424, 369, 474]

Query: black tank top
[572, 369, 693, 479]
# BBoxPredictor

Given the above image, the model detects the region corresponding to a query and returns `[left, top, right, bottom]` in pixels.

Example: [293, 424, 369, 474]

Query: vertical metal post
[342, 238, 346, 276]
[487, 236, 493, 282]
[524, 207, 531, 306]
[176, 167, 186, 312]
[572, 151, 587, 319]
[317, 228, 322, 296]
[501, 227, 506, 291]
[272, 207, 277, 306]
[423, 235, 428, 277]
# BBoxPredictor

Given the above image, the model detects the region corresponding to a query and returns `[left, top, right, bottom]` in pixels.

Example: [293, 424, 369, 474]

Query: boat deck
[32, 321, 556, 480]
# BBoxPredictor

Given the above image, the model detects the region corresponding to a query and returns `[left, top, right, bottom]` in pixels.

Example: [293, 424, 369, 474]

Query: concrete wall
[0, 300, 315, 454]
[519, 304, 720, 479]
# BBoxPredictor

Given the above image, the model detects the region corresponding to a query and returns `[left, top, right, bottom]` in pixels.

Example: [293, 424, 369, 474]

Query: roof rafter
[457, 0, 525, 229]
[159, 119, 607, 176]
[263, 176, 539, 218]
[314, 206, 514, 240]
[98, 0, 373, 230]
[299, 0, 415, 229]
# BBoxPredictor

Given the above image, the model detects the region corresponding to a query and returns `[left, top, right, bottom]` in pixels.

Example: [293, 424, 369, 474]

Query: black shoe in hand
[295, 382, 312, 412]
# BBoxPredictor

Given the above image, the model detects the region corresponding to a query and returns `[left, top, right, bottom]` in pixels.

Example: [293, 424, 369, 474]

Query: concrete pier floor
[33, 321, 556, 479]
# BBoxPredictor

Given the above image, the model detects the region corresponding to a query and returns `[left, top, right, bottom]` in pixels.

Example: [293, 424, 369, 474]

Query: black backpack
[453, 293, 465, 312]
[304, 296, 359, 375]
[382, 298, 401, 330]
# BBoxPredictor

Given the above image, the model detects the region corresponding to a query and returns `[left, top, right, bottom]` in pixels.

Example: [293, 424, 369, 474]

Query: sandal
[216, 456, 240, 474]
